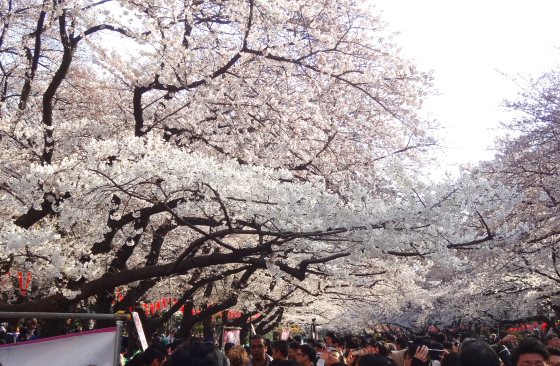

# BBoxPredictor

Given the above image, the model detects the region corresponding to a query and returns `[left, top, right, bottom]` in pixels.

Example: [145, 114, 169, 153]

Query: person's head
[325, 349, 344, 366]
[326, 333, 336, 347]
[428, 342, 444, 363]
[434, 333, 446, 344]
[548, 334, 560, 347]
[272, 340, 290, 360]
[251, 335, 268, 361]
[332, 338, 344, 350]
[457, 339, 500, 366]
[141, 343, 169, 366]
[395, 337, 407, 351]
[458, 331, 479, 343]
[228, 344, 249, 366]
[289, 342, 300, 360]
[512, 337, 549, 366]
[357, 354, 389, 366]
[440, 351, 458, 366]
[372, 341, 389, 357]
[167, 342, 229, 366]
[296, 344, 316, 366]
[224, 342, 235, 356]
[547, 346, 560, 366]
[405, 344, 429, 366]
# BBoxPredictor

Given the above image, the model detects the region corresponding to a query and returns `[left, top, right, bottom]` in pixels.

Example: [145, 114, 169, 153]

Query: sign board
[132, 311, 148, 351]
[0, 327, 116, 366]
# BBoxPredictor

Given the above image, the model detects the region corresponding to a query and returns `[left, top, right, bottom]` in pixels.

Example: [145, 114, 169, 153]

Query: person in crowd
[3, 326, 17, 344]
[511, 337, 549, 366]
[357, 354, 389, 366]
[228, 344, 250, 366]
[272, 340, 290, 361]
[326, 333, 336, 348]
[296, 344, 317, 366]
[17, 327, 28, 342]
[127, 343, 168, 366]
[428, 342, 444, 366]
[440, 351, 458, 366]
[289, 342, 301, 360]
[166, 341, 229, 366]
[403, 344, 429, 366]
[457, 339, 500, 366]
[324, 348, 346, 366]
[547, 346, 560, 366]
[547, 334, 560, 348]
[225, 343, 235, 357]
[391, 337, 408, 366]
[332, 338, 345, 352]
[249, 335, 273, 366]
[266, 339, 274, 357]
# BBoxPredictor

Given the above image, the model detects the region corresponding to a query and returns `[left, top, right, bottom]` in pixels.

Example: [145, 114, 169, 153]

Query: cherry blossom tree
[0, 0, 518, 335]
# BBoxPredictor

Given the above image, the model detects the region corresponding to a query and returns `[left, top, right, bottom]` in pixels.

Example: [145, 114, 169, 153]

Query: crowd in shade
[118, 329, 560, 366]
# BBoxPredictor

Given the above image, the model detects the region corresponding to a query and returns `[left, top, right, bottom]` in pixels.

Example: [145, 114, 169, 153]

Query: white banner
[223, 329, 241, 345]
[132, 311, 148, 351]
[0, 327, 117, 366]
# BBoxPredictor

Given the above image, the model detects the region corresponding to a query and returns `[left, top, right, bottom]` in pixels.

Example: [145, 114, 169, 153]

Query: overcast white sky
[371, 0, 560, 169]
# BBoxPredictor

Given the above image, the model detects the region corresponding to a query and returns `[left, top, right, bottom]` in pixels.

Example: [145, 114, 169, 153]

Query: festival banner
[224, 329, 241, 345]
[0, 327, 117, 366]
[132, 311, 149, 351]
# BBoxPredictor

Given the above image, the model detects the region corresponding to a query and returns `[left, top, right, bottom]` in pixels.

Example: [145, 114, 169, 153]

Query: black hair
[428, 342, 444, 361]
[332, 337, 344, 347]
[458, 339, 500, 366]
[511, 337, 549, 366]
[280, 360, 301, 366]
[272, 340, 290, 358]
[299, 344, 317, 363]
[441, 351, 459, 366]
[357, 354, 389, 366]
[371, 341, 389, 357]
[167, 342, 229, 366]
[459, 331, 479, 342]
[405, 344, 430, 364]
[395, 337, 408, 349]
[434, 333, 446, 344]
[252, 334, 266, 342]
[140, 343, 167, 365]
[548, 346, 560, 357]
[289, 342, 300, 350]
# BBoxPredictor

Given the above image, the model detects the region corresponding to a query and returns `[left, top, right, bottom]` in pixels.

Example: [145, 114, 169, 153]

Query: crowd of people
[123, 330, 560, 366]
[2, 320, 560, 366]
[0, 321, 39, 344]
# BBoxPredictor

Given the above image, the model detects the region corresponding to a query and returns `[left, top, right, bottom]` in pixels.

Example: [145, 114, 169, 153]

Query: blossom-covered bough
[0, 0, 518, 334]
